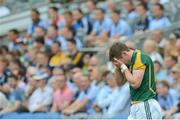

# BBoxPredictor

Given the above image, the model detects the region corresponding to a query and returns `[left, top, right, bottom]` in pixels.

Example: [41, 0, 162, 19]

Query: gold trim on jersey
[131, 100, 143, 104]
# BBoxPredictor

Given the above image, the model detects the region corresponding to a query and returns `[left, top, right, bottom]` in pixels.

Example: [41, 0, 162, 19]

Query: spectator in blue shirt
[8, 29, 24, 53]
[72, 9, 91, 35]
[135, 3, 151, 32]
[86, 8, 112, 47]
[0, 75, 25, 114]
[0, 57, 8, 87]
[27, 9, 48, 38]
[149, 3, 171, 30]
[122, 0, 138, 31]
[156, 81, 178, 112]
[110, 9, 133, 38]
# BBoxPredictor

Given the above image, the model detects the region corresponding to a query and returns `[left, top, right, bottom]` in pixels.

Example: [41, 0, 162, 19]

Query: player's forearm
[124, 70, 139, 89]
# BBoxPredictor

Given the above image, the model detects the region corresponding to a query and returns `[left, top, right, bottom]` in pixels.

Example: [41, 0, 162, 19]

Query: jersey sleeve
[133, 52, 146, 70]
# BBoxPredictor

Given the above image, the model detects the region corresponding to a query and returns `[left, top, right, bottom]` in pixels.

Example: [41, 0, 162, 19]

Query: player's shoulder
[136, 50, 152, 64]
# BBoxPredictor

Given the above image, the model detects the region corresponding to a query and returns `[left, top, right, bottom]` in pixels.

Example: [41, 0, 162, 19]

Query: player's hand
[112, 58, 124, 67]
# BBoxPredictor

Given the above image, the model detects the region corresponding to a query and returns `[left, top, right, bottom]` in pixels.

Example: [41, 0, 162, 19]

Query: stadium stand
[0, 0, 180, 119]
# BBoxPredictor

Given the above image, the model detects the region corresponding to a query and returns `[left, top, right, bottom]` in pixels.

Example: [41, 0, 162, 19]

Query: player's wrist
[120, 64, 128, 73]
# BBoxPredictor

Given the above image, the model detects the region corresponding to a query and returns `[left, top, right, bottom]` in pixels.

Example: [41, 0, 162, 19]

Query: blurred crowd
[0, 0, 180, 119]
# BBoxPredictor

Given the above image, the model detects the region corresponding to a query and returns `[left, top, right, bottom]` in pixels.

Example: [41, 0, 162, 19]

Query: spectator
[33, 37, 46, 52]
[0, 57, 8, 87]
[176, 39, 180, 64]
[67, 39, 83, 68]
[135, 3, 151, 32]
[0, 92, 8, 111]
[51, 75, 73, 112]
[0, 0, 10, 17]
[154, 60, 166, 81]
[122, 0, 138, 31]
[49, 41, 69, 67]
[102, 0, 116, 14]
[24, 72, 52, 112]
[156, 81, 178, 114]
[86, 8, 112, 46]
[143, 39, 164, 65]
[152, 30, 167, 57]
[164, 102, 180, 119]
[48, 7, 65, 30]
[110, 9, 133, 38]
[93, 72, 130, 114]
[58, 26, 83, 52]
[45, 25, 59, 47]
[27, 9, 48, 38]
[0, 75, 24, 113]
[8, 29, 23, 52]
[62, 74, 98, 115]
[163, 55, 177, 85]
[149, 3, 171, 30]
[72, 9, 90, 35]
[171, 64, 180, 93]
[35, 51, 49, 69]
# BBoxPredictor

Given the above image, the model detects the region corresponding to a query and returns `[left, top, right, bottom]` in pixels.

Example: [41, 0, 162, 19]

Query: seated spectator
[51, 75, 73, 112]
[27, 9, 48, 38]
[135, 3, 151, 32]
[0, 57, 8, 88]
[67, 39, 83, 68]
[152, 30, 167, 57]
[72, 9, 90, 35]
[110, 9, 132, 38]
[35, 51, 49, 70]
[49, 42, 69, 67]
[149, 3, 171, 30]
[62, 74, 98, 115]
[163, 56, 177, 85]
[0, 0, 10, 17]
[24, 66, 38, 99]
[82, 53, 91, 75]
[0, 92, 8, 111]
[93, 72, 130, 114]
[33, 37, 47, 53]
[103, 0, 116, 14]
[143, 39, 164, 65]
[171, 64, 180, 93]
[0, 75, 24, 114]
[164, 101, 180, 119]
[8, 29, 23, 52]
[23, 72, 52, 112]
[156, 81, 178, 113]
[122, 0, 138, 31]
[154, 60, 166, 81]
[86, 8, 112, 46]
[45, 25, 59, 47]
[176, 39, 180, 64]
[48, 7, 65, 30]
[58, 26, 83, 52]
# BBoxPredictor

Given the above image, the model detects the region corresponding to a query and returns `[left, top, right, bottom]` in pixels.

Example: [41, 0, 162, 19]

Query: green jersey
[129, 50, 156, 104]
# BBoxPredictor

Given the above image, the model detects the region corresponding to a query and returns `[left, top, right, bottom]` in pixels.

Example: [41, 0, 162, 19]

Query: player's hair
[109, 42, 130, 61]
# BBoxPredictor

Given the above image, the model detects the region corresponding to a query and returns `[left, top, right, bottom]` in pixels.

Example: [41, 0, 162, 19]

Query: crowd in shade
[0, 0, 180, 119]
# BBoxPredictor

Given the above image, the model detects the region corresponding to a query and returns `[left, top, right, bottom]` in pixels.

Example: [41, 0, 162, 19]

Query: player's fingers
[113, 58, 121, 64]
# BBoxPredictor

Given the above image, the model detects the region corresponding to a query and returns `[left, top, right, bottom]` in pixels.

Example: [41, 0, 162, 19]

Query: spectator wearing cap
[149, 3, 171, 30]
[171, 64, 180, 93]
[0, 75, 25, 114]
[51, 75, 73, 112]
[67, 39, 83, 68]
[86, 8, 112, 46]
[24, 72, 52, 112]
[122, 0, 138, 31]
[49, 42, 69, 67]
[58, 26, 83, 52]
[27, 9, 48, 38]
[48, 7, 65, 30]
[110, 9, 133, 38]
[8, 29, 23, 52]
[156, 81, 178, 115]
